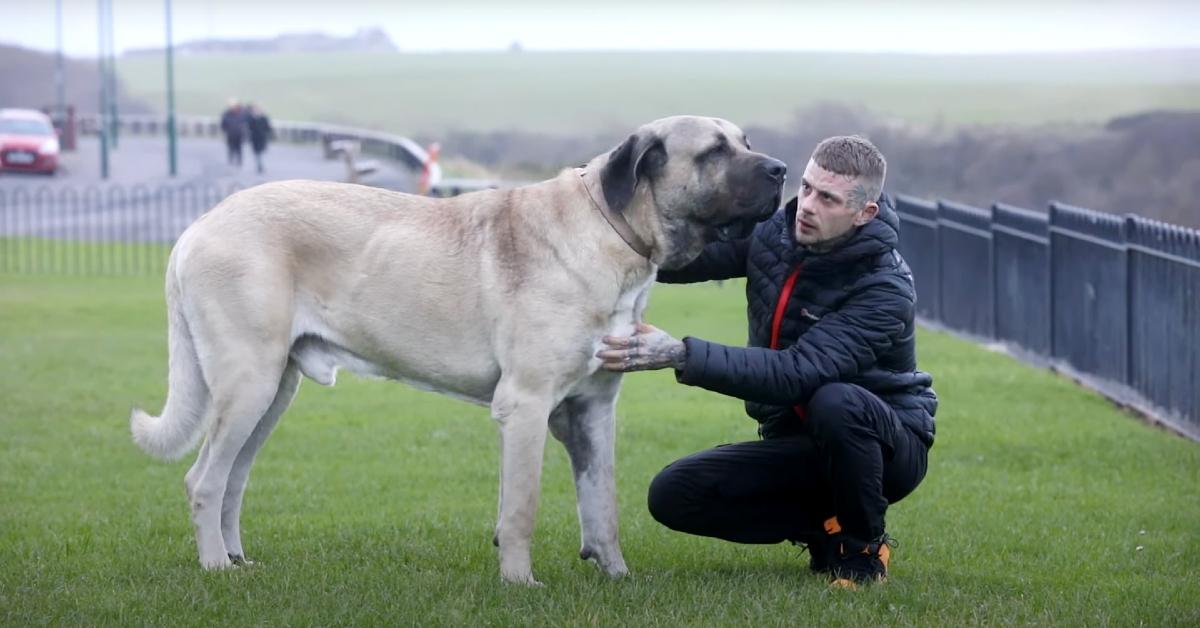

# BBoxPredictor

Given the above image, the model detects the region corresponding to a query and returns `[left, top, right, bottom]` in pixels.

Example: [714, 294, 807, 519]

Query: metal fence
[895, 196, 1200, 440]
[0, 182, 241, 276]
[1, 182, 1196, 438]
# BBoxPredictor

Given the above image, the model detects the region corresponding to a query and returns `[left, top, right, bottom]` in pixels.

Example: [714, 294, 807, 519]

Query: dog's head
[598, 116, 785, 269]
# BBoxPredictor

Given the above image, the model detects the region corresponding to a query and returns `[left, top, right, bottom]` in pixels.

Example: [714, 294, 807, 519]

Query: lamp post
[97, 0, 109, 179]
[54, 0, 65, 127]
[106, 0, 118, 149]
[166, 0, 177, 176]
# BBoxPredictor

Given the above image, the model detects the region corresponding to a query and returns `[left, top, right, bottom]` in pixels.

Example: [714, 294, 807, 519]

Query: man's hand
[597, 323, 687, 372]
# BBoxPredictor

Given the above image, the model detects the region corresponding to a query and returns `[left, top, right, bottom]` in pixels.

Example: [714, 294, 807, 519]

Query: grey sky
[5, 0, 1200, 57]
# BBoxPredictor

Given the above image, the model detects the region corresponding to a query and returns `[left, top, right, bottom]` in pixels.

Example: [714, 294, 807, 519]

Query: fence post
[993, 203, 1051, 354]
[1124, 213, 1200, 434]
[1049, 202, 1130, 383]
[937, 200, 994, 338]
[894, 195, 941, 323]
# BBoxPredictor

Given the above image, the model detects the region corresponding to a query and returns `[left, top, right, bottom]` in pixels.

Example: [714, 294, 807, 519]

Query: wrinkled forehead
[650, 116, 747, 152]
[802, 159, 858, 192]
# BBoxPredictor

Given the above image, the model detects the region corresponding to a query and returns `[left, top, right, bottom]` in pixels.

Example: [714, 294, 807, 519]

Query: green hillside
[117, 50, 1200, 135]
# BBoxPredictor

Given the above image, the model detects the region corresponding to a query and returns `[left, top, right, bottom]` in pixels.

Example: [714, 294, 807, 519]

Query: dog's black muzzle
[711, 157, 786, 241]
[710, 197, 777, 241]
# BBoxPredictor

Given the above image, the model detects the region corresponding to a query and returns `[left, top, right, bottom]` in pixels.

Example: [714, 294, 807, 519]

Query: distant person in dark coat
[219, 99, 247, 168]
[245, 104, 274, 174]
[598, 136, 936, 589]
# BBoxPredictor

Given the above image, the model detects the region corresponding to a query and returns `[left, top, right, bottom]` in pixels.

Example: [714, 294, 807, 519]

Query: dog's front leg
[549, 379, 629, 579]
[491, 380, 553, 586]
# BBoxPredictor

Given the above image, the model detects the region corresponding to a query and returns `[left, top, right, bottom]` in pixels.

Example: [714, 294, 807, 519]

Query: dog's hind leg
[220, 360, 302, 565]
[188, 359, 286, 570]
[548, 374, 629, 579]
[185, 440, 210, 505]
[170, 249, 296, 570]
[491, 376, 555, 586]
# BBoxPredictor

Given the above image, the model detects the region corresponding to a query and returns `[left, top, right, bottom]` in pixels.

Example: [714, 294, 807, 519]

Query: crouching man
[599, 136, 936, 588]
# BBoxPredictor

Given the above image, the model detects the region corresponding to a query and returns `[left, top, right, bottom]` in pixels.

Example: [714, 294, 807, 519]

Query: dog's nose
[760, 158, 787, 183]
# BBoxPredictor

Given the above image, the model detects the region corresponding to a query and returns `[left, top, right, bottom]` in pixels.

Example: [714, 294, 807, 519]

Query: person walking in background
[246, 104, 274, 174]
[220, 99, 247, 168]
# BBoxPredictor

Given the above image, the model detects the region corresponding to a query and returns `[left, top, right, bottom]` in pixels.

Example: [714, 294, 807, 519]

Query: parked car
[0, 108, 59, 174]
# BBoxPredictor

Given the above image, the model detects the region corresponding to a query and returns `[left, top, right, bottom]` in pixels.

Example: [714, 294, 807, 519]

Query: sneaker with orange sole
[822, 516, 893, 589]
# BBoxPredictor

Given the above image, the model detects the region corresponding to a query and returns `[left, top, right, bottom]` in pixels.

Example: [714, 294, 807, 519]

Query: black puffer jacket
[658, 194, 937, 445]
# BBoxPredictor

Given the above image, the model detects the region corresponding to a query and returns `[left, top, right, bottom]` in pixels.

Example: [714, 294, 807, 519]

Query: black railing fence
[895, 196, 1200, 440]
[1, 182, 1196, 438]
[0, 182, 241, 276]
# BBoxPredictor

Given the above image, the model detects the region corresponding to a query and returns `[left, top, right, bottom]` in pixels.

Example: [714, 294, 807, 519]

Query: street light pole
[97, 0, 109, 179]
[166, 0, 177, 176]
[54, 0, 65, 126]
[106, 0, 118, 149]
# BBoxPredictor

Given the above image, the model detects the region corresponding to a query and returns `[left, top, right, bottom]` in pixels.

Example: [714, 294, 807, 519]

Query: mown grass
[1, 270, 1198, 626]
[117, 50, 1200, 135]
[0, 239, 171, 277]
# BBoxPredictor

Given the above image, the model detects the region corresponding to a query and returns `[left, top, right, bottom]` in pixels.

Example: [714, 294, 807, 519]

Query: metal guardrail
[895, 196, 1200, 441]
[74, 113, 443, 185]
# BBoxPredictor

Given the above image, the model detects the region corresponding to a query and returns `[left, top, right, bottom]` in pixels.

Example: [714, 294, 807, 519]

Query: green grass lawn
[117, 50, 1200, 135]
[2, 272, 1198, 626]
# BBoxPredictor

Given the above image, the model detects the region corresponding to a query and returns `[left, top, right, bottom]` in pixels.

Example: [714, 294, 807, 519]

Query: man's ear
[855, 201, 879, 226]
[600, 132, 666, 214]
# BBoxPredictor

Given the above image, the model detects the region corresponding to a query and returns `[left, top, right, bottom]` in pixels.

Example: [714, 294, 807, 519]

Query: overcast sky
[4, 0, 1200, 57]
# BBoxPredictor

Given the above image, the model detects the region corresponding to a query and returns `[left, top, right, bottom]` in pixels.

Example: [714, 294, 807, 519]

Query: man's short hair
[811, 136, 887, 209]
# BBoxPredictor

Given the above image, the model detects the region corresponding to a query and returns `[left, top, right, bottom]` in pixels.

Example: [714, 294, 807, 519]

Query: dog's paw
[593, 559, 629, 579]
[200, 555, 234, 571]
[501, 573, 545, 587]
[500, 565, 544, 587]
[581, 545, 629, 579]
[602, 563, 630, 579]
[228, 553, 256, 567]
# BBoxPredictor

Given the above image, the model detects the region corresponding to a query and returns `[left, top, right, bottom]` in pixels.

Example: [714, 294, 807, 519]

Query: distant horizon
[6, 1, 1200, 58]
[7, 39, 1200, 61]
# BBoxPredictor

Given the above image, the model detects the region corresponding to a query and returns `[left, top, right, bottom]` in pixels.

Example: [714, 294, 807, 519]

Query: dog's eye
[696, 143, 729, 163]
[743, 136, 752, 150]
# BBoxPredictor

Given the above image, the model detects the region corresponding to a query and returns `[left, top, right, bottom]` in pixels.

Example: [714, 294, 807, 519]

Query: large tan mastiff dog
[131, 115, 786, 585]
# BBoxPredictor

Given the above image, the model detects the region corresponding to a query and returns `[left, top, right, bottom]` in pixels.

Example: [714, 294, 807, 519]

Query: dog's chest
[587, 272, 655, 370]
[615, 271, 656, 328]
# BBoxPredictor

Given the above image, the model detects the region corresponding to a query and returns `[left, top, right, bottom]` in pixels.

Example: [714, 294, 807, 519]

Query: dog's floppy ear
[600, 132, 666, 214]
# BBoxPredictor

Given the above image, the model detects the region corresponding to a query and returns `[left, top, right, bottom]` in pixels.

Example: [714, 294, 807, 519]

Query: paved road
[0, 136, 418, 243]
[0, 136, 416, 191]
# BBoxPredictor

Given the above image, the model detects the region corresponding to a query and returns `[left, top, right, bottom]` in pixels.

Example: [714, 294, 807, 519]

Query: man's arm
[674, 283, 912, 405]
[656, 237, 750, 284]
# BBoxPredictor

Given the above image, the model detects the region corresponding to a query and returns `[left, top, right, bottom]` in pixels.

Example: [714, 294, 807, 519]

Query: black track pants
[647, 383, 930, 543]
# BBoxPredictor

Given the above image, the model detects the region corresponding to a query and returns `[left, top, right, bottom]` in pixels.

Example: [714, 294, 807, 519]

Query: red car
[0, 108, 59, 174]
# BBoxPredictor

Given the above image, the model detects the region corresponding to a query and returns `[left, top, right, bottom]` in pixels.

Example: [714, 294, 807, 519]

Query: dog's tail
[131, 263, 209, 462]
